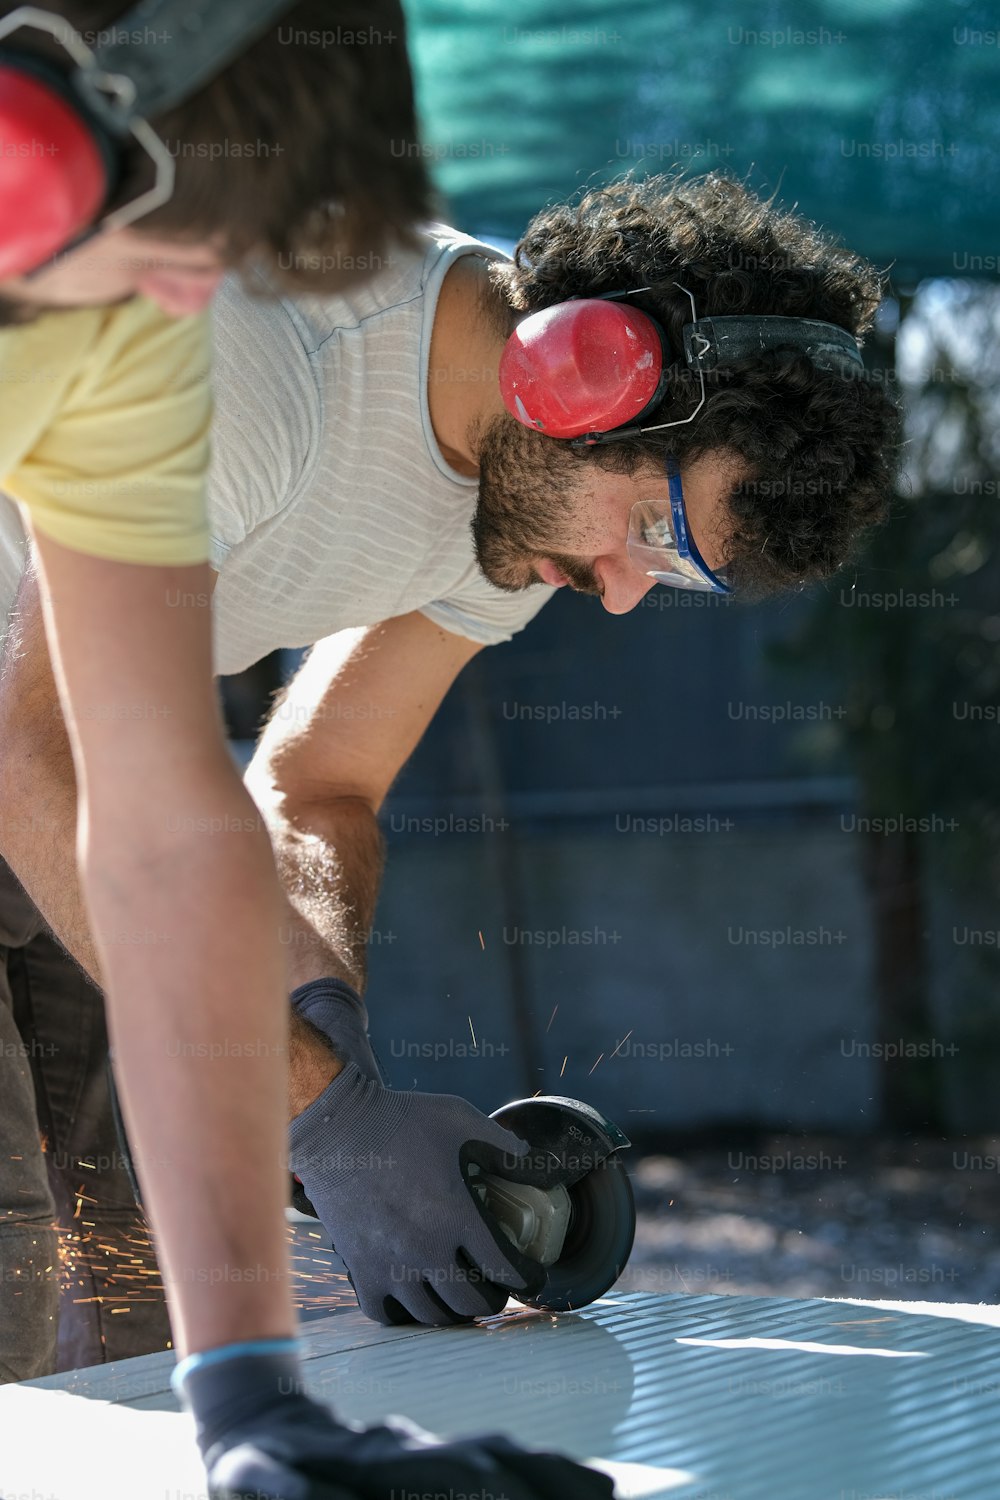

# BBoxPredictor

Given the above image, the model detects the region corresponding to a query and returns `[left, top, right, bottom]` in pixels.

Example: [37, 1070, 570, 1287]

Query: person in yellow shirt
[1, 299, 212, 562]
[0, 4, 615, 1498]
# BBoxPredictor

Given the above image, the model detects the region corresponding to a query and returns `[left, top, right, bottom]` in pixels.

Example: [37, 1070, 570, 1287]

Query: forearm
[28, 541, 296, 1360]
[249, 766, 386, 996]
[0, 731, 102, 984]
[0, 562, 358, 1121]
[83, 774, 295, 1356]
[0, 716, 348, 1118]
[0, 581, 102, 981]
[247, 611, 480, 1021]
[249, 778, 388, 1117]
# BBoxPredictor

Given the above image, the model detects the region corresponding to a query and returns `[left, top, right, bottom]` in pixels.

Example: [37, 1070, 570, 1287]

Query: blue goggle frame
[626, 456, 732, 595]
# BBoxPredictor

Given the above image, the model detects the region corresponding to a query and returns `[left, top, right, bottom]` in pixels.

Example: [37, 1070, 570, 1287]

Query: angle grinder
[290, 1090, 635, 1314]
[108, 1054, 637, 1313]
[474, 1092, 635, 1311]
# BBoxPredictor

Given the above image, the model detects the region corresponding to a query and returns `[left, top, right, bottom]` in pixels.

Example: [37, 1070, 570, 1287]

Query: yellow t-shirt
[0, 297, 212, 566]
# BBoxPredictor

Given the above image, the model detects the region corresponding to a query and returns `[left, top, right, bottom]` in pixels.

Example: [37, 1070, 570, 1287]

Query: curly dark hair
[490, 172, 903, 596]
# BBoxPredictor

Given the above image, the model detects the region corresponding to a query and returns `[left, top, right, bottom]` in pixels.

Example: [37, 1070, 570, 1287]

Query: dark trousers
[0, 859, 170, 1381]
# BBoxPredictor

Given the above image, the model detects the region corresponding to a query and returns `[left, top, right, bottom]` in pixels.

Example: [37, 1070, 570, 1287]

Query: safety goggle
[626, 457, 732, 594]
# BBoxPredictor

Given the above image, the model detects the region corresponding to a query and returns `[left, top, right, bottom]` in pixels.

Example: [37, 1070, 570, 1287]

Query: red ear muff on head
[0, 65, 110, 278]
[498, 298, 669, 441]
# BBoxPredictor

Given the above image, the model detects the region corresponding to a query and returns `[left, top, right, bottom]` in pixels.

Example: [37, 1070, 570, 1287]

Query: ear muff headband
[683, 315, 865, 375]
[78, 0, 303, 130]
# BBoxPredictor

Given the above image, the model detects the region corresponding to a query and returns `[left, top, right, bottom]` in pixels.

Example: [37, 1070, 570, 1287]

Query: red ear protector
[498, 295, 670, 441]
[0, 46, 116, 279]
[498, 283, 866, 448]
[0, 0, 297, 280]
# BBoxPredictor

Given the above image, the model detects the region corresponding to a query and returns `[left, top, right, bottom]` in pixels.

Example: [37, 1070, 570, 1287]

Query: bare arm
[0, 574, 483, 1113]
[23, 532, 292, 1360]
[0, 561, 351, 1116]
[246, 612, 484, 991]
[0, 558, 99, 977]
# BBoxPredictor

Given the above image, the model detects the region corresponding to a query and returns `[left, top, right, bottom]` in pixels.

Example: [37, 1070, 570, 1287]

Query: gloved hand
[288, 1061, 572, 1325]
[291, 978, 384, 1081]
[288, 978, 385, 1219]
[173, 1340, 616, 1500]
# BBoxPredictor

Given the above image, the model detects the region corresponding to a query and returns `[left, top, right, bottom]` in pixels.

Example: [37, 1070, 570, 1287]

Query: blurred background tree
[776, 281, 1000, 1129]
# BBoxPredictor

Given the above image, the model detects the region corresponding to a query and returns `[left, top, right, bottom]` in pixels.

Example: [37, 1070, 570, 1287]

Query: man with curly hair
[472, 172, 900, 603]
[0, 172, 900, 1388]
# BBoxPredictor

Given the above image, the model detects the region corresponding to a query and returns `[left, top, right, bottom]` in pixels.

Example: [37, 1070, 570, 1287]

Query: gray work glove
[288, 1060, 571, 1326]
[175, 1342, 616, 1500]
[288, 978, 385, 1219]
[291, 977, 384, 1081]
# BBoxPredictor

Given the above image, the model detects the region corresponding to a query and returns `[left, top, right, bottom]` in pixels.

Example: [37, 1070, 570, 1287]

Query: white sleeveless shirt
[0, 224, 552, 675]
[206, 223, 551, 674]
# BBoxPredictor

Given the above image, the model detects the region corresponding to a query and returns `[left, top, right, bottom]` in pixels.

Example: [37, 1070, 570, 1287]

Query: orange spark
[609, 1030, 632, 1058]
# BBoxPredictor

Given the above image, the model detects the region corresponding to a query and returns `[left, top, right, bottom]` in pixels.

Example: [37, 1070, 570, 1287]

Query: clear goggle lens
[626, 500, 729, 593]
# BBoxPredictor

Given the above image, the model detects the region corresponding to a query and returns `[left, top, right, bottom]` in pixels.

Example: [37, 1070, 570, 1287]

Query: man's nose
[595, 559, 658, 615]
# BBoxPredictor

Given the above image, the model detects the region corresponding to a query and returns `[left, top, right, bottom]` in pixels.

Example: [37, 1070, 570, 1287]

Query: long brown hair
[0, 0, 434, 292]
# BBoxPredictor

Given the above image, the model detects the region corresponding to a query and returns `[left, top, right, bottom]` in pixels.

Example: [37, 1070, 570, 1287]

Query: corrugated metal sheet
[4, 1291, 1000, 1499]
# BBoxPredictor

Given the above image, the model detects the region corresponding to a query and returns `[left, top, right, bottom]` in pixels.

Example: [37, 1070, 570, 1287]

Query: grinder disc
[518, 1152, 636, 1311]
[487, 1093, 636, 1312]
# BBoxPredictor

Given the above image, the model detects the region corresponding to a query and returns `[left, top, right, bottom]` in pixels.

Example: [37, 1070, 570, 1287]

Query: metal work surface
[3, 1291, 1000, 1499]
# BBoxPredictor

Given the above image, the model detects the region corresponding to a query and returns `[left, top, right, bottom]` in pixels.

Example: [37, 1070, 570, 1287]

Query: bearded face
[472, 413, 740, 612]
[472, 411, 605, 595]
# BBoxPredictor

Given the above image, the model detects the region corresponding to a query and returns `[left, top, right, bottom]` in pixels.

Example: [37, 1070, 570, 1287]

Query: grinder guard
[479, 1094, 636, 1312]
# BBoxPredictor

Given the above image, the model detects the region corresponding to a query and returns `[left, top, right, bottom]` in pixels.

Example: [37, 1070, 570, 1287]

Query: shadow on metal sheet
[311, 1305, 637, 1433]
